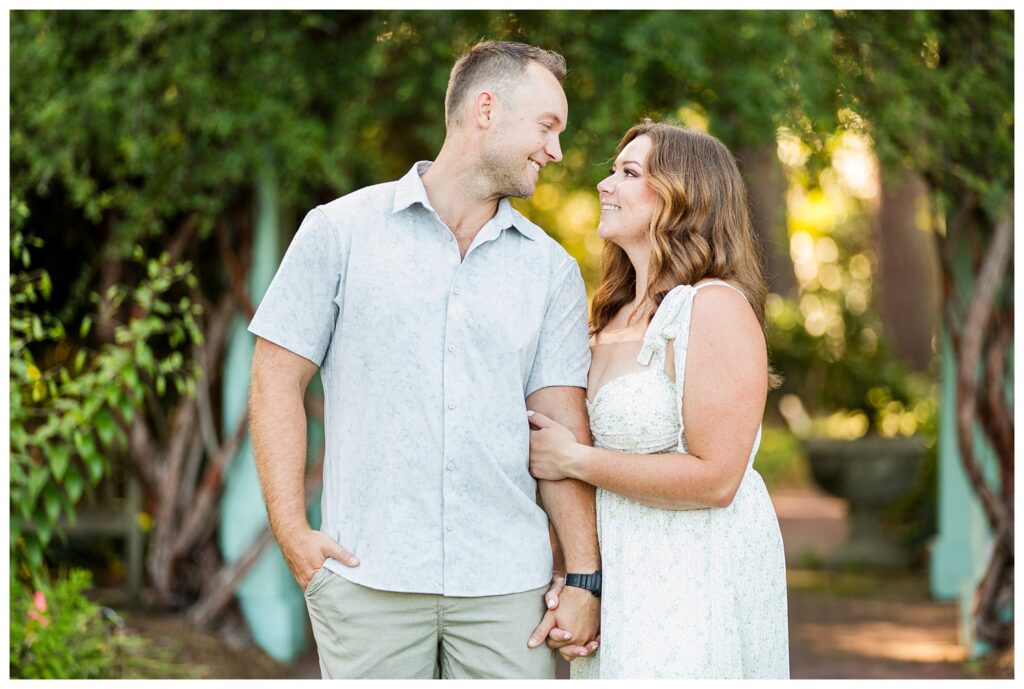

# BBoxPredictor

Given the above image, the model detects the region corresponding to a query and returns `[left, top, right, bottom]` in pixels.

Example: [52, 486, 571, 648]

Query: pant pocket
[304, 564, 332, 597]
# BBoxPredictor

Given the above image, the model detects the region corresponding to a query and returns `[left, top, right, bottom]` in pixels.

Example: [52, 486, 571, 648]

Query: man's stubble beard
[476, 147, 534, 200]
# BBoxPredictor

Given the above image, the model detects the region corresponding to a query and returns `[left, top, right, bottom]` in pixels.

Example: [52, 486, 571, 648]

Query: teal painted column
[928, 230, 1012, 658]
[218, 170, 324, 663]
[929, 329, 981, 599]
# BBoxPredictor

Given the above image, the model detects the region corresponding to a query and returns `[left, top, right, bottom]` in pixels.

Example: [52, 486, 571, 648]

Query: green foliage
[9, 204, 202, 579]
[10, 566, 202, 679]
[828, 10, 1013, 219]
[755, 426, 810, 490]
[10, 568, 133, 678]
[767, 275, 936, 440]
[10, 10, 835, 260]
[883, 441, 938, 559]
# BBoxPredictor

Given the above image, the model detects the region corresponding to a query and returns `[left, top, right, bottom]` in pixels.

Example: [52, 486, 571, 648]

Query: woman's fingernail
[562, 631, 572, 640]
[546, 598, 555, 608]
[527, 410, 535, 416]
[528, 638, 538, 648]
[579, 650, 588, 656]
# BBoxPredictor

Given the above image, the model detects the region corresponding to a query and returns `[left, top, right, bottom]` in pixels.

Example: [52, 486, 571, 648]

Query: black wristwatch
[565, 570, 602, 598]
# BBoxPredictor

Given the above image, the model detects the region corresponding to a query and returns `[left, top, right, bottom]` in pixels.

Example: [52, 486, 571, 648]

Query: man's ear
[473, 90, 496, 129]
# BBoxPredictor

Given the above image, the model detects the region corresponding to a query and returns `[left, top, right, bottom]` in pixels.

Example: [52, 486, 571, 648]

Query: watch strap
[564, 570, 602, 597]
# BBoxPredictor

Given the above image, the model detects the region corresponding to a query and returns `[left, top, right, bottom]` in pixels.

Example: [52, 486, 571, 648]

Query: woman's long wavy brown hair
[590, 121, 779, 386]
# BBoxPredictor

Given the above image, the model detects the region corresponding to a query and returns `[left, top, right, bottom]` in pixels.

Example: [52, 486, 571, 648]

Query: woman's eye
[624, 169, 637, 177]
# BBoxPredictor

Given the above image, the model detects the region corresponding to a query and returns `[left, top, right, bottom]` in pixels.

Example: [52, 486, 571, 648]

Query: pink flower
[27, 590, 49, 627]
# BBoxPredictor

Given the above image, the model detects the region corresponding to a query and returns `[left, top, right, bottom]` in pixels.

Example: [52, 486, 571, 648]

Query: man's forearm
[249, 346, 315, 541]
[539, 479, 600, 571]
[528, 387, 600, 571]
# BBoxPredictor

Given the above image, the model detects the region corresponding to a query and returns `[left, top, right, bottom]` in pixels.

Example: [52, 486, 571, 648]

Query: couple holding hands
[249, 40, 788, 679]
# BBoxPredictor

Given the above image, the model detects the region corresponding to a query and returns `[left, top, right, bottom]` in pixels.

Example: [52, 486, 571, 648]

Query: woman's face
[596, 135, 659, 248]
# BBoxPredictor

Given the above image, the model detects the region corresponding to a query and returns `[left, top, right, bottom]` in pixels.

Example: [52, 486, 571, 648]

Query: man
[247, 41, 600, 679]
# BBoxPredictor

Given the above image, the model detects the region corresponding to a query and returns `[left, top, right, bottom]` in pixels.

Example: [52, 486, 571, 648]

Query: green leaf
[25, 538, 42, 570]
[36, 518, 53, 547]
[95, 410, 116, 447]
[43, 482, 63, 525]
[65, 466, 85, 503]
[80, 314, 93, 338]
[19, 493, 34, 523]
[86, 452, 105, 485]
[73, 429, 97, 459]
[64, 500, 78, 527]
[119, 396, 135, 423]
[49, 444, 70, 481]
[28, 464, 50, 501]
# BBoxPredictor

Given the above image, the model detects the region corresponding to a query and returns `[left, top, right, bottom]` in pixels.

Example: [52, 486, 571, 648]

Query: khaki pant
[303, 567, 556, 679]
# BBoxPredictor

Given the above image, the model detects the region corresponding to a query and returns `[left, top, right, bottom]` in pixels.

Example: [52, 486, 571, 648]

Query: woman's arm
[529, 285, 767, 510]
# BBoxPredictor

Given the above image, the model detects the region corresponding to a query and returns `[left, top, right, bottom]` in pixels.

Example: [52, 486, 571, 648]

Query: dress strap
[693, 279, 749, 302]
[635, 285, 694, 368]
[636, 280, 762, 464]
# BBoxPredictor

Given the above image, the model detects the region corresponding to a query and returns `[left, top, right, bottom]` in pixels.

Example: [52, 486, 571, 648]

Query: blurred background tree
[825, 9, 1013, 649]
[9, 8, 1012, 667]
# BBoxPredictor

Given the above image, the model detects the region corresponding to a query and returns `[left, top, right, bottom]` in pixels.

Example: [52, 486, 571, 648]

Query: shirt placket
[440, 224, 466, 594]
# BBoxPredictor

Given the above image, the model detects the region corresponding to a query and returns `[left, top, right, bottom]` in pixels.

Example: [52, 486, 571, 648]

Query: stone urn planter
[803, 434, 924, 568]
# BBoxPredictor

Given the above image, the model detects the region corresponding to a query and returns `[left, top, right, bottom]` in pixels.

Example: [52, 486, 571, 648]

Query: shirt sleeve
[248, 207, 342, 366]
[525, 255, 591, 397]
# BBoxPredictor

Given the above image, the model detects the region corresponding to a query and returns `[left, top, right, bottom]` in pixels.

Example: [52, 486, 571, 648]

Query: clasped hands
[529, 573, 601, 661]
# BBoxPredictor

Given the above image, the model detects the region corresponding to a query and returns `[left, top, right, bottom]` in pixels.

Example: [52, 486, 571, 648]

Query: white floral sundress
[571, 281, 790, 679]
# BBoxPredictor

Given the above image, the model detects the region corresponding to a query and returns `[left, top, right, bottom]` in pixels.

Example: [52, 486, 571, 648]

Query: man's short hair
[444, 41, 567, 129]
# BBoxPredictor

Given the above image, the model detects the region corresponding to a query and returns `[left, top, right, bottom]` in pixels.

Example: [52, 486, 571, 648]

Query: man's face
[479, 61, 568, 199]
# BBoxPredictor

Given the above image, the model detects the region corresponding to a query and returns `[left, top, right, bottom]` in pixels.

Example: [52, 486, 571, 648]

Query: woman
[528, 121, 789, 679]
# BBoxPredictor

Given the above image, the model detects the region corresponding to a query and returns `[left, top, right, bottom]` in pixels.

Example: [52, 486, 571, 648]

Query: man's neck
[421, 146, 502, 241]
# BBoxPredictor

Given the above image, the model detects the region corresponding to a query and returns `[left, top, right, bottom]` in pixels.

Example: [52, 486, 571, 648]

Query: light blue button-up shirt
[249, 162, 590, 596]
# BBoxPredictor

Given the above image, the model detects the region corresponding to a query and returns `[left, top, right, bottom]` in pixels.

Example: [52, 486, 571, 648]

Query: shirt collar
[392, 161, 538, 241]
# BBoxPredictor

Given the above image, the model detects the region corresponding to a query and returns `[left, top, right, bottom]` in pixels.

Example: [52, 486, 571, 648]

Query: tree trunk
[876, 169, 941, 371]
[736, 143, 797, 297]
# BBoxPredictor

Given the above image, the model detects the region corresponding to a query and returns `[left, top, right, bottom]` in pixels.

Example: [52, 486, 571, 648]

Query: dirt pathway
[775, 486, 968, 679]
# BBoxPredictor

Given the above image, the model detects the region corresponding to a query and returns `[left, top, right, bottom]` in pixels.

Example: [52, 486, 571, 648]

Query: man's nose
[546, 135, 563, 164]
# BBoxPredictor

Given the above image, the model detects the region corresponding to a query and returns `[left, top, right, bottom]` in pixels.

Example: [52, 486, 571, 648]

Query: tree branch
[193, 293, 240, 460]
[172, 406, 250, 559]
[979, 311, 1014, 483]
[185, 527, 276, 629]
[973, 539, 1013, 647]
[185, 453, 325, 629]
[954, 204, 1013, 548]
[165, 214, 199, 266]
[216, 223, 256, 320]
[127, 417, 159, 494]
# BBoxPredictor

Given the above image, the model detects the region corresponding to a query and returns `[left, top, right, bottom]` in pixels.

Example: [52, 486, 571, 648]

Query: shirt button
[452, 287, 461, 295]
[448, 234, 454, 242]
[447, 344, 455, 353]
[447, 462, 455, 471]
[448, 402, 456, 410]
[446, 525, 453, 532]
